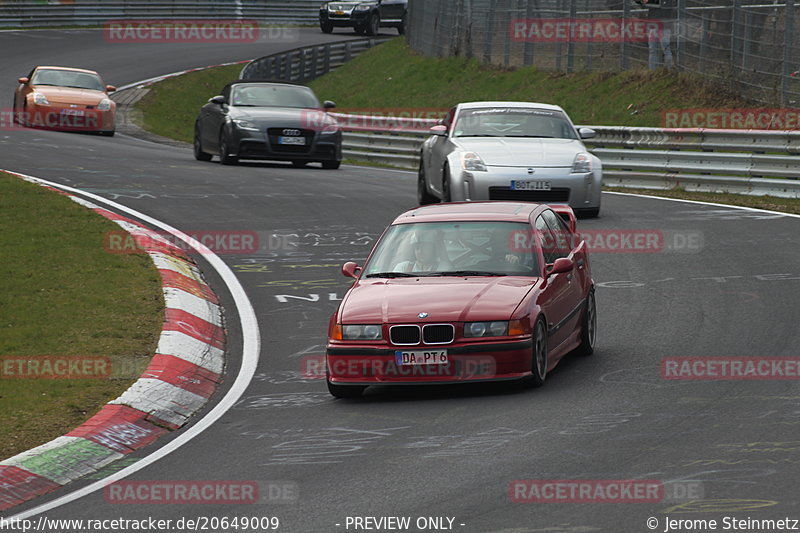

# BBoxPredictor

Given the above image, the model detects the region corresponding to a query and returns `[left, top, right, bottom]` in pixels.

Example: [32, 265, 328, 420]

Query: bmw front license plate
[395, 350, 448, 365]
[279, 136, 306, 146]
[511, 180, 551, 191]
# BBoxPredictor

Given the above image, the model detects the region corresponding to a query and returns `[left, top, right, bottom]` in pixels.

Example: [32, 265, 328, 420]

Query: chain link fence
[407, 0, 800, 106]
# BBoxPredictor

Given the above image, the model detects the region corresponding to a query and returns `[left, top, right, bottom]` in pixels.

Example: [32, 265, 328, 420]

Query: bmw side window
[541, 210, 573, 259]
[534, 216, 559, 265]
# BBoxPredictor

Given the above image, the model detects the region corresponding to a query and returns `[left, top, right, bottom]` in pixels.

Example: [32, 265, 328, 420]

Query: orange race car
[13, 66, 117, 136]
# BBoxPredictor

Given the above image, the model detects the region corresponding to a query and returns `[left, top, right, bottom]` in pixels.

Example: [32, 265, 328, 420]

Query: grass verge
[604, 186, 800, 215]
[0, 172, 163, 460]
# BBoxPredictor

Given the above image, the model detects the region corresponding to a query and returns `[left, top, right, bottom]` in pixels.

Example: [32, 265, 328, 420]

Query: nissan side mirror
[18, 77, 29, 84]
[323, 100, 336, 109]
[209, 95, 226, 105]
[106, 85, 116, 93]
[430, 125, 447, 136]
[341, 261, 361, 278]
[578, 127, 596, 139]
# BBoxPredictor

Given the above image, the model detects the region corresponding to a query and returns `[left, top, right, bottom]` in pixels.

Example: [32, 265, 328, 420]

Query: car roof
[222, 79, 309, 91]
[457, 101, 565, 112]
[34, 66, 99, 75]
[393, 202, 546, 224]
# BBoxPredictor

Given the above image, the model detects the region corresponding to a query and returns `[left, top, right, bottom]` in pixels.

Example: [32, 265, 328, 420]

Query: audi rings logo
[282, 128, 301, 136]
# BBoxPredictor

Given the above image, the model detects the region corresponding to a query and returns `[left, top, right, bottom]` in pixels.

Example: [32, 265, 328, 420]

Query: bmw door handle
[576, 258, 585, 269]
[566, 273, 574, 282]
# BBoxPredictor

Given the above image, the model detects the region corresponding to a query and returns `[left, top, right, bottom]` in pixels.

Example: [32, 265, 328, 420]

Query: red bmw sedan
[326, 201, 597, 398]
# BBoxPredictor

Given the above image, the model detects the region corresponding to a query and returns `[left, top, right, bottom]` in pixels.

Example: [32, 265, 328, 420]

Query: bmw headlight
[571, 152, 592, 173]
[232, 119, 259, 131]
[342, 324, 383, 340]
[460, 151, 487, 172]
[465, 321, 508, 337]
[33, 92, 50, 105]
[97, 98, 112, 111]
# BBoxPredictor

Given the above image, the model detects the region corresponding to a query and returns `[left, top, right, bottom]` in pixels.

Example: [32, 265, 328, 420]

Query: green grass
[135, 63, 246, 143]
[308, 38, 756, 125]
[0, 172, 164, 460]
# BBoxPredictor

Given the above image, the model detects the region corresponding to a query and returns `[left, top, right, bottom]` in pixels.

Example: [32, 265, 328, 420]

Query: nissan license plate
[278, 136, 305, 146]
[395, 350, 448, 365]
[511, 180, 551, 191]
[60, 109, 85, 117]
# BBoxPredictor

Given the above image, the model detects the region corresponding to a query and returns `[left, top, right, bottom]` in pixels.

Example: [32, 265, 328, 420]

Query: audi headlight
[354, 4, 372, 10]
[465, 321, 508, 337]
[33, 92, 49, 105]
[460, 151, 487, 172]
[97, 98, 112, 111]
[571, 152, 592, 173]
[232, 119, 259, 131]
[342, 324, 383, 340]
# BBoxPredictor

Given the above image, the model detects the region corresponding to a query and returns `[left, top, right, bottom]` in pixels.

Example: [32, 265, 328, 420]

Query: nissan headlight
[97, 98, 112, 111]
[33, 92, 50, 105]
[341, 324, 383, 340]
[460, 151, 487, 172]
[571, 152, 592, 173]
[233, 119, 259, 131]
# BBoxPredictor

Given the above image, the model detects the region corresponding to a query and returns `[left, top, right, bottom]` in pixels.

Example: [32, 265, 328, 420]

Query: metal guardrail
[240, 38, 388, 82]
[334, 120, 800, 198]
[0, 1, 321, 28]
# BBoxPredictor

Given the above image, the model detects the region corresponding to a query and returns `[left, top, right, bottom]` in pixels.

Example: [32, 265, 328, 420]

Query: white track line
[3, 171, 260, 520]
[603, 190, 800, 219]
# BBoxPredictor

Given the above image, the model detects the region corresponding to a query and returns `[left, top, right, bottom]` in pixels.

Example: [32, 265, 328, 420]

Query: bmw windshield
[362, 221, 540, 277]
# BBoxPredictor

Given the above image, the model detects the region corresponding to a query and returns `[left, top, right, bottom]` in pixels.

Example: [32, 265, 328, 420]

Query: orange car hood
[34, 86, 107, 105]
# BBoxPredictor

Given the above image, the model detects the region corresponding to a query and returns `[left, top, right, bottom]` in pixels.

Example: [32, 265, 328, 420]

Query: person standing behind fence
[635, 0, 676, 70]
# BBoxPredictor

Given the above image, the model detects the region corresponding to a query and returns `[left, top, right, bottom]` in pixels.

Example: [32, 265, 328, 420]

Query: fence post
[483, 0, 496, 64]
[323, 44, 331, 75]
[782, 0, 796, 106]
[503, 0, 512, 67]
[699, 14, 709, 74]
[523, 0, 534, 66]
[675, 0, 685, 69]
[566, 0, 576, 73]
[620, 0, 630, 70]
[730, 0, 741, 68]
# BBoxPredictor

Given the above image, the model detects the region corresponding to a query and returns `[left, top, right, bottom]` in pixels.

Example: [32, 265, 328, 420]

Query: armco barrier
[331, 119, 800, 198]
[240, 37, 388, 82]
[0, 1, 321, 28]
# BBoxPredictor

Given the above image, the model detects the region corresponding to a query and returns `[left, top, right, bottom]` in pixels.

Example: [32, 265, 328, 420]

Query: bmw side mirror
[430, 125, 447, 136]
[342, 261, 361, 279]
[106, 85, 116, 93]
[547, 257, 574, 278]
[323, 100, 336, 109]
[209, 95, 226, 105]
[18, 77, 29, 84]
[578, 127, 596, 139]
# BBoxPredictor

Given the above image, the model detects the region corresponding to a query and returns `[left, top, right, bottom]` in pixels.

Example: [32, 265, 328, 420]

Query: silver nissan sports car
[418, 102, 602, 218]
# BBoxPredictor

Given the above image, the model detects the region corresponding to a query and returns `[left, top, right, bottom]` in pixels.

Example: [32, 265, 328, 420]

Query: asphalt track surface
[3, 29, 800, 533]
